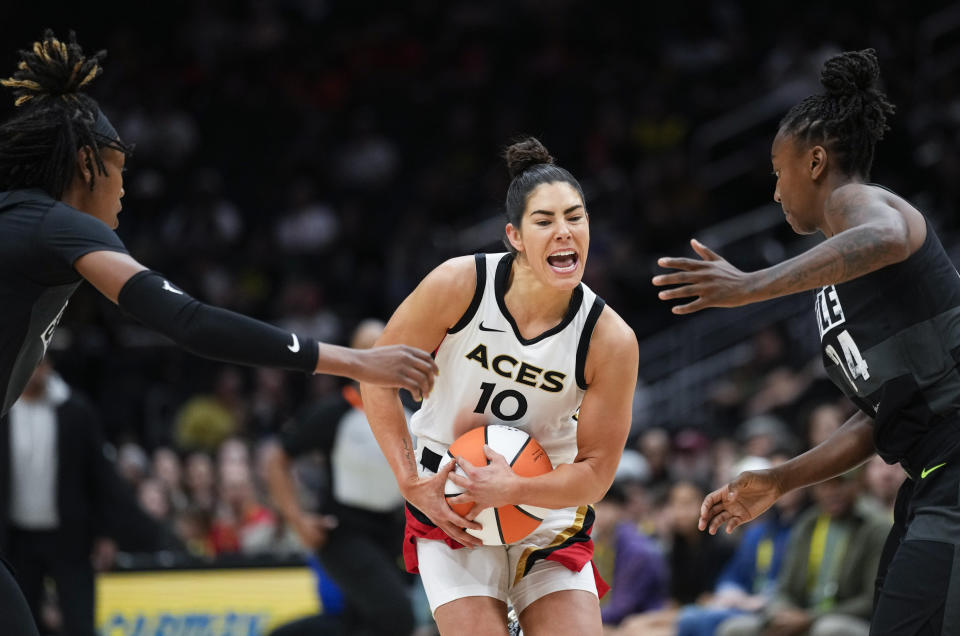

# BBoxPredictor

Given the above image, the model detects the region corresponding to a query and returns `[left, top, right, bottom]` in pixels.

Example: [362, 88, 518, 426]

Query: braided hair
[503, 137, 584, 252]
[0, 29, 132, 199]
[779, 49, 896, 180]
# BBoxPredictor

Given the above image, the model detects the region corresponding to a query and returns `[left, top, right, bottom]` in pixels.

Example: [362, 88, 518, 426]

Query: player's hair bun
[504, 137, 554, 179]
[1, 29, 106, 107]
[820, 48, 894, 142]
[820, 48, 881, 98]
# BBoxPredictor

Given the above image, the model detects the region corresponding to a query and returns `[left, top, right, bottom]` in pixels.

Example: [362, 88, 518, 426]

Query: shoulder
[410, 254, 484, 321]
[590, 305, 638, 363]
[421, 255, 481, 291]
[582, 304, 637, 388]
[823, 183, 904, 230]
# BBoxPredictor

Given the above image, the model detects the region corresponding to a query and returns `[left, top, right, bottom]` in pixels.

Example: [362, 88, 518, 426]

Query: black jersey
[816, 212, 960, 468]
[0, 189, 127, 417]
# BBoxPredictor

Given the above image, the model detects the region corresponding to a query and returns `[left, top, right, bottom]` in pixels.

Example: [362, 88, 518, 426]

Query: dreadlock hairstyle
[503, 137, 585, 253]
[779, 48, 896, 180]
[0, 29, 132, 199]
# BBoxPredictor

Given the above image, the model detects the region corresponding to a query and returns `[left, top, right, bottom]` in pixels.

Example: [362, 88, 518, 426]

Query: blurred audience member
[594, 482, 669, 628]
[716, 473, 889, 636]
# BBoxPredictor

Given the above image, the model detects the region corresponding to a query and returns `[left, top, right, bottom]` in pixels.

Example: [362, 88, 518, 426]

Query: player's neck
[503, 258, 573, 329]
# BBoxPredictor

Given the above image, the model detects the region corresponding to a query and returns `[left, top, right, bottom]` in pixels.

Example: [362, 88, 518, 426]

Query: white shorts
[416, 538, 598, 615]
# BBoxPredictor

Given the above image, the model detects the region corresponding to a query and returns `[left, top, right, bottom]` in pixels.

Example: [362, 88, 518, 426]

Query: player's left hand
[447, 445, 518, 519]
[652, 239, 757, 314]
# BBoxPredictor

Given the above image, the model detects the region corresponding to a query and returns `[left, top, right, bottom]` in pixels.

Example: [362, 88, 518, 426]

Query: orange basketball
[441, 424, 553, 545]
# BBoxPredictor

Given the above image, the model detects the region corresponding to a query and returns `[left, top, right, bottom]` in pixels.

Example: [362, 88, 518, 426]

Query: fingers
[656, 256, 707, 271]
[482, 444, 507, 464]
[708, 511, 733, 535]
[657, 285, 702, 301]
[651, 271, 697, 287]
[690, 239, 722, 261]
[442, 522, 482, 547]
[699, 489, 725, 531]
[671, 298, 708, 315]
[456, 455, 477, 475]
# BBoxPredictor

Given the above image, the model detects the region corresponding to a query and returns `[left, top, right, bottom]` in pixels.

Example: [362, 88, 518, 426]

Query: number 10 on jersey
[474, 382, 529, 421]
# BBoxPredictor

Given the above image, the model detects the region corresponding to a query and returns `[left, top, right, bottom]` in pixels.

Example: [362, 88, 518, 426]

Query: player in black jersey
[654, 49, 958, 634]
[0, 30, 438, 636]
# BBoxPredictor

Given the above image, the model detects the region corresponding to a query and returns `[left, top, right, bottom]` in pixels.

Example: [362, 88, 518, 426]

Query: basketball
[439, 424, 553, 545]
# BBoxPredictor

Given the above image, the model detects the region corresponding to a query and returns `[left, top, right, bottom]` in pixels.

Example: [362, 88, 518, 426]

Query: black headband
[92, 107, 119, 142]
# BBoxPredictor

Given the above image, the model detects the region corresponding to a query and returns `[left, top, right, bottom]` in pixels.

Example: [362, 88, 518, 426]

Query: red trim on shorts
[403, 503, 465, 573]
[403, 503, 609, 597]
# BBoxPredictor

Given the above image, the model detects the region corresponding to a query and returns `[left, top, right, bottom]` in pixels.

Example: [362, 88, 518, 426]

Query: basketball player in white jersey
[361, 138, 639, 636]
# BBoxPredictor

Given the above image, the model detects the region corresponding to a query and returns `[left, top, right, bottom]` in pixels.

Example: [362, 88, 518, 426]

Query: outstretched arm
[700, 409, 875, 534]
[653, 187, 918, 314]
[74, 250, 437, 395]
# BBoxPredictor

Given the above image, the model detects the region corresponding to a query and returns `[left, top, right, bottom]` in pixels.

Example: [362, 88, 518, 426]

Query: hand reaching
[652, 239, 757, 314]
[699, 469, 784, 535]
[348, 345, 439, 400]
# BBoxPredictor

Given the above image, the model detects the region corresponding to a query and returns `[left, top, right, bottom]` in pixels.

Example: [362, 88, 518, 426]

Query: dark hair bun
[1, 29, 106, 107]
[820, 48, 881, 98]
[504, 137, 554, 178]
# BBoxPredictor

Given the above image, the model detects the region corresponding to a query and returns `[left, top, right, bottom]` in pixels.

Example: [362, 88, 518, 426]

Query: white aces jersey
[410, 253, 606, 467]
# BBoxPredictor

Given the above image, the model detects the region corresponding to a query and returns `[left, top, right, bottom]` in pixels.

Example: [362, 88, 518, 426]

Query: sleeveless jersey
[0, 189, 128, 417]
[815, 208, 960, 468]
[410, 253, 605, 467]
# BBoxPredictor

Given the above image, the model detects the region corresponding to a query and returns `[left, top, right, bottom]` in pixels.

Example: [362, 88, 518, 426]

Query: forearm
[509, 458, 612, 509]
[359, 384, 419, 491]
[264, 445, 302, 524]
[749, 223, 909, 303]
[118, 270, 318, 372]
[774, 410, 875, 494]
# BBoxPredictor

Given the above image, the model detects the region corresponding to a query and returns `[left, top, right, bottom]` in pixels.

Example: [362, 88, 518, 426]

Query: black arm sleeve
[117, 270, 319, 373]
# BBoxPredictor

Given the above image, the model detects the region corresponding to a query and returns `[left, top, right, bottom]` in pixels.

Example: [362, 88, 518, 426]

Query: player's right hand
[293, 512, 339, 550]
[349, 345, 439, 399]
[699, 469, 784, 535]
[404, 460, 483, 548]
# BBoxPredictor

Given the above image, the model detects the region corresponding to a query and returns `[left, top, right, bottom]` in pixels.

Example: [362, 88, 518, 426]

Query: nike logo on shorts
[288, 334, 300, 353]
[479, 322, 505, 333]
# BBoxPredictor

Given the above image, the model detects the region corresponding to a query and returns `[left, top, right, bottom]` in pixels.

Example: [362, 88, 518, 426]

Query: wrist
[744, 270, 765, 304]
[768, 465, 790, 497]
[315, 343, 356, 376]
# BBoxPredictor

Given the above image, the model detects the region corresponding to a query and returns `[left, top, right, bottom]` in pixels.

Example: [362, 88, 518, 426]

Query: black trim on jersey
[575, 296, 606, 390]
[447, 254, 487, 334]
[420, 446, 443, 473]
[494, 253, 584, 345]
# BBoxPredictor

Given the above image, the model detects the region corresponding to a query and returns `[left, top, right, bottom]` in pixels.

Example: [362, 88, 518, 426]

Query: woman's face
[507, 181, 589, 291]
[771, 132, 823, 235]
[73, 148, 127, 229]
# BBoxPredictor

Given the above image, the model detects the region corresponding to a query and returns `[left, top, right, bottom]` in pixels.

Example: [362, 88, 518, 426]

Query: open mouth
[546, 249, 579, 273]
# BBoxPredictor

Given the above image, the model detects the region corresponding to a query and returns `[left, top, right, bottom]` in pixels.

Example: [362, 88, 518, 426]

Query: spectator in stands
[715, 472, 888, 636]
[210, 462, 278, 555]
[593, 481, 669, 628]
[673, 453, 807, 636]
